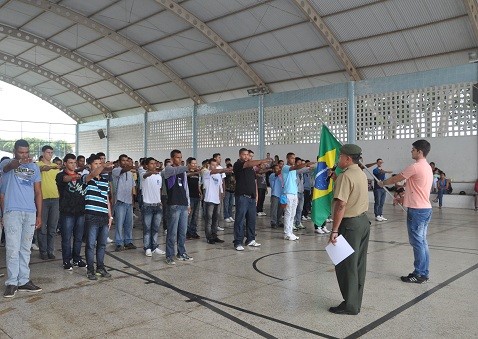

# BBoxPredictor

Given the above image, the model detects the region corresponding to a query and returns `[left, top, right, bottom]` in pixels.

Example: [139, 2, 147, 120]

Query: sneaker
[213, 238, 225, 243]
[217, 226, 224, 231]
[96, 268, 111, 278]
[301, 216, 308, 221]
[115, 245, 124, 252]
[3, 285, 17, 298]
[153, 248, 166, 255]
[145, 249, 152, 257]
[306, 216, 312, 220]
[166, 258, 176, 265]
[207, 239, 216, 244]
[326, 218, 333, 223]
[400, 273, 429, 284]
[380, 215, 388, 221]
[124, 243, 137, 250]
[18, 280, 42, 293]
[47, 253, 56, 260]
[63, 262, 73, 271]
[192, 233, 201, 239]
[87, 270, 97, 280]
[247, 240, 261, 247]
[375, 216, 383, 221]
[230, 217, 235, 221]
[133, 212, 139, 219]
[284, 234, 299, 241]
[296, 223, 306, 229]
[314, 228, 325, 234]
[40, 253, 48, 260]
[107, 237, 114, 244]
[73, 259, 87, 268]
[177, 253, 193, 261]
[322, 227, 331, 234]
[235, 245, 244, 251]
[31, 243, 39, 251]
[432, 198, 438, 203]
[292, 225, 298, 231]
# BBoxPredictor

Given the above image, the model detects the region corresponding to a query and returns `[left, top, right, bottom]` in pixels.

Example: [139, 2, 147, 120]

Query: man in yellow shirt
[37, 145, 60, 260]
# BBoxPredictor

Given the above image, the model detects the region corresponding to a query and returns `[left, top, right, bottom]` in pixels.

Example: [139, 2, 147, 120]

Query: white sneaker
[107, 237, 113, 244]
[297, 223, 306, 229]
[284, 234, 299, 241]
[235, 245, 244, 251]
[153, 248, 166, 255]
[133, 213, 139, 219]
[380, 215, 388, 221]
[230, 217, 235, 221]
[301, 216, 308, 221]
[247, 240, 261, 247]
[314, 228, 325, 234]
[306, 216, 312, 220]
[31, 243, 39, 251]
[326, 218, 333, 223]
[217, 226, 224, 231]
[225, 218, 233, 223]
[145, 249, 152, 257]
[322, 227, 331, 234]
[375, 216, 383, 221]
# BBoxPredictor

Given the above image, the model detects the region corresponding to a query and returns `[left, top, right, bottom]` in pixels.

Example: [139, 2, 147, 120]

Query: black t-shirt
[187, 173, 200, 198]
[56, 171, 86, 215]
[233, 159, 256, 198]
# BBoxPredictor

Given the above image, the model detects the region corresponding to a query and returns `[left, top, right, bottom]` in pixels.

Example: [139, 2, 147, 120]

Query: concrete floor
[0, 203, 477, 339]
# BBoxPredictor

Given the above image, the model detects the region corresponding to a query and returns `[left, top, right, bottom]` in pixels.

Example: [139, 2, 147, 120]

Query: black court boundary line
[252, 250, 327, 281]
[106, 252, 337, 339]
[344, 262, 478, 339]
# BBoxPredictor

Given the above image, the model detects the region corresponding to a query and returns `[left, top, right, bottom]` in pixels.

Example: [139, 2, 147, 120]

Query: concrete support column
[258, 95, 265, 158]
[347, 81, 356, 144]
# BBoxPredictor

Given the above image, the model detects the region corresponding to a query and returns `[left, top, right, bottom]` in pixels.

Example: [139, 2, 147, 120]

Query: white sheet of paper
[325, 235, 355, 265]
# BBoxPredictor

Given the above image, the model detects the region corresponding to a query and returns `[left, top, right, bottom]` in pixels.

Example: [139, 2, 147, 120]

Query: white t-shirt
[202, 170, 222, 204]
[141, 173, 162, 204]
[216, 165, 226, 179]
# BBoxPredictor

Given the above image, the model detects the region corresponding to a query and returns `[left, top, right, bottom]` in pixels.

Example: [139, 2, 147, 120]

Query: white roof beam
[17, 0, 203, 104]
[0, 51, 114, 119]
[292, 0, 361, 81]
[154, 0, 269, 92]
[0, 73, 82, 122]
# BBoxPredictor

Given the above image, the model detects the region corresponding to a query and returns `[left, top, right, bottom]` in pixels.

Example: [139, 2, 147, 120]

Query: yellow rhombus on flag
[311, 125, 342, 227]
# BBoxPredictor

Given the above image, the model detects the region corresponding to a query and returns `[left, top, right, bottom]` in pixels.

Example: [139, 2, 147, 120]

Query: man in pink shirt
[379, 140, 432, 284]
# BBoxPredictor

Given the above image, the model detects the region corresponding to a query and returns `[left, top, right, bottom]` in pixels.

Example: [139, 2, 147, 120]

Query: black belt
[143, 203, 161, 207]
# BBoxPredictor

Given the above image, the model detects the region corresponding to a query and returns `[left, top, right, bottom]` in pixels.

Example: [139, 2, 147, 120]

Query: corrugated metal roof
[0, 0, 475, 120]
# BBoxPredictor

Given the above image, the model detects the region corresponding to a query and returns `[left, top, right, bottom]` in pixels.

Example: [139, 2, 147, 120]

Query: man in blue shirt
[372, 158, 392, 221]
[0, 139, 43, 298]
[268, 164, 283, 228]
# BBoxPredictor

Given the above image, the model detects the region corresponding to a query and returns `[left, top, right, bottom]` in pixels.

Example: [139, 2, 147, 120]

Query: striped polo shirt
[83, 174, 109, 216]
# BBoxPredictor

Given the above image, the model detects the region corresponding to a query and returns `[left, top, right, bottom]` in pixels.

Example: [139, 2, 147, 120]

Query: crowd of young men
[0, 138, 438, 319]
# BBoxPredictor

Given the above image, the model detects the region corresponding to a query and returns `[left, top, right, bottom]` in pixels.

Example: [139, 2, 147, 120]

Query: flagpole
[316, 116, 406, 212]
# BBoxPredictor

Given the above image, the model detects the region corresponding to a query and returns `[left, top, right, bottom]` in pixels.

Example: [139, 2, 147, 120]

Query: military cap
[340, 144, 362, 156]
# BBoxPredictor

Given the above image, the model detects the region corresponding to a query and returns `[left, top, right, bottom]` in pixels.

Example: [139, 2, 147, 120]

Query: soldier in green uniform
[328, 144, 370, 315]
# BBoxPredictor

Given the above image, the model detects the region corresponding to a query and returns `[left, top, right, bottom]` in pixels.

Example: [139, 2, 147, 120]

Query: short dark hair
[170, 149, 181, 158]
[226, 163, 232, 168]
[213, 153, 220, 159]
[376, 158, 382, 162]
[87, 154, 100, 164]
[186, 157, 196, 164]
[239, 148, 248, 154]
[118, 154, 128, 161]
[77, 155, 85, 161]
[144, 157, 155, 165]
[295, 157, 302, 164]
[209, 158, 217, 164]
[225, 158, 231, 162]
[14, 139, 29, 150]
[63, 153, 76, 162]
[41, 145, 53, 152]
[248, 149, 254, 154]
[430, 162, 435, 166]
[286, 152, 295, 158]
[412, 139, 431, 157]
[96, 152, 105, 157]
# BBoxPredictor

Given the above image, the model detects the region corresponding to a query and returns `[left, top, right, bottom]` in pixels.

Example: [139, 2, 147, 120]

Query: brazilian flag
[311, 125, 342, 227]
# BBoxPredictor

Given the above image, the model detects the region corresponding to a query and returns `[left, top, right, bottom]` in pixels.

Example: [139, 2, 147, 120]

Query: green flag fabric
[311, 125, 342, 227]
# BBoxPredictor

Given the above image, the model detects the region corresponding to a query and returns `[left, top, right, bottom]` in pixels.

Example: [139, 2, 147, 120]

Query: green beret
[340, 144, 362, 156]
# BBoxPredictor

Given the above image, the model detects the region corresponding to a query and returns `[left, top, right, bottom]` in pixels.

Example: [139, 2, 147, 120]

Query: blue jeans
[294, 192, 305, 225]
[85, 214, 109, 271]
[270, 196, 282, 227]
[437, 188, 446, 207]
[142, 204, 162, 251]
[166, 205, 188, 259]
[39, 198, 59, 255]
[204, 202, 219, 240]
[187, 197, 200, 236]
[406, 208, 432, 278]
[373, 188, 386, 217]
[233, 195, 256, 247]
[3, 211, 36, 286]
[114, 201, 133, 246]
[223, 191, 234, 219]
[161, 195, 169, 231]
[61, 214, 85, 263]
